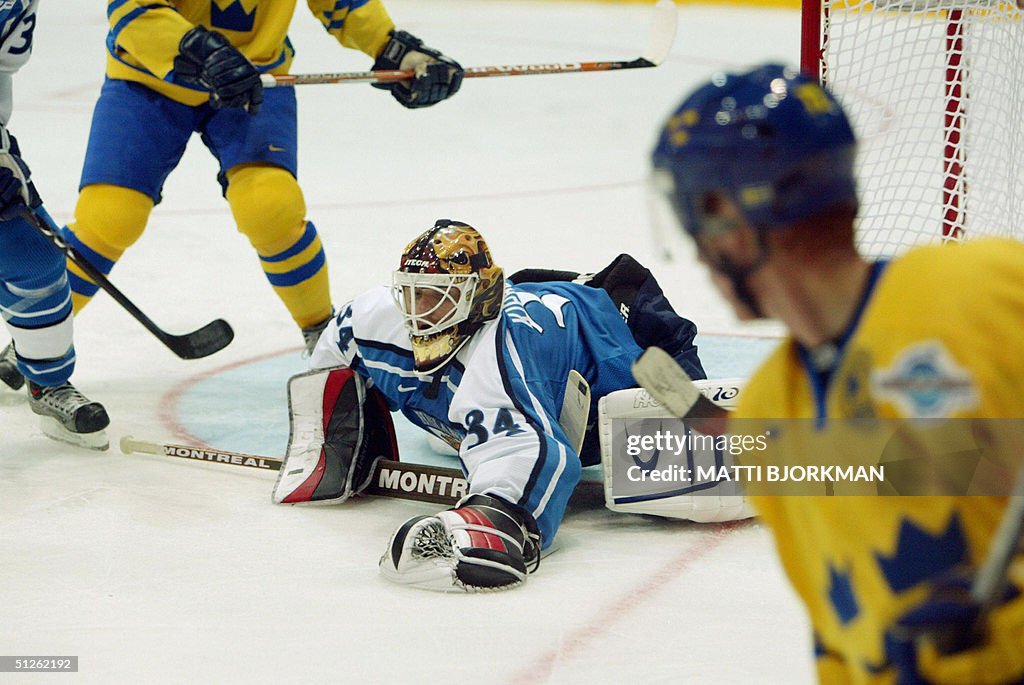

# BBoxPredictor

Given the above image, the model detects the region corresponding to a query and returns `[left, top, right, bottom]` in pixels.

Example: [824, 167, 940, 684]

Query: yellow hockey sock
[66, 184, 153, 313]
[226, 164, 332, 328]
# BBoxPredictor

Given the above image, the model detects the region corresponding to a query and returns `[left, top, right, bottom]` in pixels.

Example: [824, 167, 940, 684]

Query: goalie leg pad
[273, 367, 397, 505]
[599, 381, 755, 523]
[379, 494, 541, 593]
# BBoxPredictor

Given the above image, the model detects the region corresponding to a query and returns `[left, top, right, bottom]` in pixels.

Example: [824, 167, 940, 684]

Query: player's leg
[65, 78, 194, 313]
[0, 210, 109, 447]
[224, 164, 331, 344]
[206, 88, 332, 349]
[66, 185, 153, 313]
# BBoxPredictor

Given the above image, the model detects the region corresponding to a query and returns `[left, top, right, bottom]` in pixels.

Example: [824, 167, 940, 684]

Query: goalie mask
[393, 220, 505, 374]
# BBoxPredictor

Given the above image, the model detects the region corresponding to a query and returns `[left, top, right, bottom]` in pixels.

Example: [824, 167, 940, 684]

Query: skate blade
[39, 416, 110, 451]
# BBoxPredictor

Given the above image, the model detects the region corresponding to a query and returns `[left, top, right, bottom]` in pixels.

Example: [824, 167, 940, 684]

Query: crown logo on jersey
[827, 564, 859, 625]
[874, 514, 966, 594]
[212, 0, 256, 33]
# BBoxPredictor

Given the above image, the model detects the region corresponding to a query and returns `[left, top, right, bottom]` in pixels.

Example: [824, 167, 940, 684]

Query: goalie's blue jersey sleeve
[310, 282, 644, 546]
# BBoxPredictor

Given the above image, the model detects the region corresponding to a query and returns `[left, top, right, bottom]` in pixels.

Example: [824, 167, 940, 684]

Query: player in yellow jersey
[650, 64, 1024, 684]
[0, 0, 462, 385]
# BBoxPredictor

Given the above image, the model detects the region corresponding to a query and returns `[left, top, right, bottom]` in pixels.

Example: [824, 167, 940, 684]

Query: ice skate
[301, 312, 333, 357]
[28, 381, 110, 450]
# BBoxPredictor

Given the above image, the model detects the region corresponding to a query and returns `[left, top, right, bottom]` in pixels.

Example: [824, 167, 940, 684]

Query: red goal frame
[800, 1, 968, 241]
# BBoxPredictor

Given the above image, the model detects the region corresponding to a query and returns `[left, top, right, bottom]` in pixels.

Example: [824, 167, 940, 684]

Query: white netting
[816, 1, 1024, 257]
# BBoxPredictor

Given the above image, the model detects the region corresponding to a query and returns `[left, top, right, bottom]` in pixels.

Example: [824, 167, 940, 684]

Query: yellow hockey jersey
[736, 239, 1024, 684]
[105, 0, 395, 105]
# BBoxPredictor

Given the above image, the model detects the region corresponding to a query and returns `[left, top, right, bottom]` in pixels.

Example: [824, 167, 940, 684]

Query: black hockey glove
[175, 25, 264, 114]
[0, 127, 42, 222]
[371, 30, 463, 109]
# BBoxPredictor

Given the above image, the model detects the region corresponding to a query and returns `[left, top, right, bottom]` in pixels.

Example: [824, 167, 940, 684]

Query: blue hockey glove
[175, 25, 263, 114]
[372, 30, 463, 109]
[0, 127, 42, 222]
[888, 570, 1024, 685]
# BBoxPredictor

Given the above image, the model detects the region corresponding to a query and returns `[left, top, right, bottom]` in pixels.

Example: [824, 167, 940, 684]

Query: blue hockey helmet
[651, 63, 857, 240]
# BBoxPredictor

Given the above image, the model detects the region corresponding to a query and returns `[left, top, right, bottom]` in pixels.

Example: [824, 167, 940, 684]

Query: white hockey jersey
[0, 0, 39, 124]
[310, 282, 644, 547]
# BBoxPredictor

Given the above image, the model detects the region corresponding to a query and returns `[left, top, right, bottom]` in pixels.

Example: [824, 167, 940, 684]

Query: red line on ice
[159, 346, 300, 448]
[506, 521, 743, 685]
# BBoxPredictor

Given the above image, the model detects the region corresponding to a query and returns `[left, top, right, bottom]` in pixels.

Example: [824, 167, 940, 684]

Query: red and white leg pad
[273, 367, 397, 505]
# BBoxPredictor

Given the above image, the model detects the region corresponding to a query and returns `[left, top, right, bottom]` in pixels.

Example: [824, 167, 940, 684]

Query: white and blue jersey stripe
[0, 2, 80, 387]
[311, 282, 645, 547]
[0, 0, 38, 124]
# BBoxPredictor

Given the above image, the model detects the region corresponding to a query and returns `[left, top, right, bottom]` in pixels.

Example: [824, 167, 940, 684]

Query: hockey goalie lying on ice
[272, 220, 752, 592]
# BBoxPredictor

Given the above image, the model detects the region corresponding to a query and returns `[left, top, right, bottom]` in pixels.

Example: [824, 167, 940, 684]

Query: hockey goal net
[801, 1, 1024, 257]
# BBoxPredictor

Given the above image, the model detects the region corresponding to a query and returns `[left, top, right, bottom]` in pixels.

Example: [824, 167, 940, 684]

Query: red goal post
[800, 1, 1024, 257]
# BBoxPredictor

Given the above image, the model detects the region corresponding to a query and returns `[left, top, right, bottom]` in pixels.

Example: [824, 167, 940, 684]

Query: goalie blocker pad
[599, 379, 755, 523]
[273, 367, 398, 505]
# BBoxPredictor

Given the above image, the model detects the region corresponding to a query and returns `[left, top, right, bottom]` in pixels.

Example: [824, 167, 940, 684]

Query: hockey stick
[120, 435, 467, 506]
[261, 0, 677, 88]
[959, 465, 1024, 648]
[631, 346, 730, 425]
[18, 208, 234, 360]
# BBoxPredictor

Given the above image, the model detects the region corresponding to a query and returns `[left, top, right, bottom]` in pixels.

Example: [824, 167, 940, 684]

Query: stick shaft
[19, 209, 233, 359]
[263, 0, 676, 88]
[120, 436, 466, 506]
[973, 467, 1024, 609]
[261, 58, 656, 87]
[120, 435, 282, 470]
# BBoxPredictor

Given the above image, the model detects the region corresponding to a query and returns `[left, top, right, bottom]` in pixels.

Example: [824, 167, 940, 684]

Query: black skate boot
[0, 342, 25, 391]
[28, 381, 110, 450]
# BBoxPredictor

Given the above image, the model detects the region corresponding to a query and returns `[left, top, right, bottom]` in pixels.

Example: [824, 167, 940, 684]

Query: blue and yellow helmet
[652, 63, 858, 238]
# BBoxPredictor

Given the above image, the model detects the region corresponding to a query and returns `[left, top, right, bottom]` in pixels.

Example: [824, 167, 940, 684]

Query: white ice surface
[1, 2, 812, 683]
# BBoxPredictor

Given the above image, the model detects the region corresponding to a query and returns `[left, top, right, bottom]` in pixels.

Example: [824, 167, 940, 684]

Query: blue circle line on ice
[163, 333, 781, 463]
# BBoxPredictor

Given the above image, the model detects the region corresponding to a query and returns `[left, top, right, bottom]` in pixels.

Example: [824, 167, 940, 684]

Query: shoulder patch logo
[871, 341, 978, 418]
[503, 291, 569, 333]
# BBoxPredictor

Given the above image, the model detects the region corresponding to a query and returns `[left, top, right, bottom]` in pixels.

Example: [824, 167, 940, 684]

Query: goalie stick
[19, 209, 233, 360]
[261, 0, 677, 88]
[120, 435, 468, 506]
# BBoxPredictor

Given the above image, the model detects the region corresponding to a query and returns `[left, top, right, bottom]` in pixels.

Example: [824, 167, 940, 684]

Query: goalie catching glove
[273, 367, 397, 505]
[372, 30, 463, 108]
[380, 494, 541, 593]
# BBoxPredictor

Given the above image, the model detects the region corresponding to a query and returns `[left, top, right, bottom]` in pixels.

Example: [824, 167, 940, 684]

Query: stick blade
[642, 0, 679, 66]
[164, 319, 235, 359]
[632, 346, 702, 418]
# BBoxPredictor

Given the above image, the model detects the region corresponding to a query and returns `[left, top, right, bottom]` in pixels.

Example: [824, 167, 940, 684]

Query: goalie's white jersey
[310, 282, 645, 548]
[0, 0, 38, 124]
